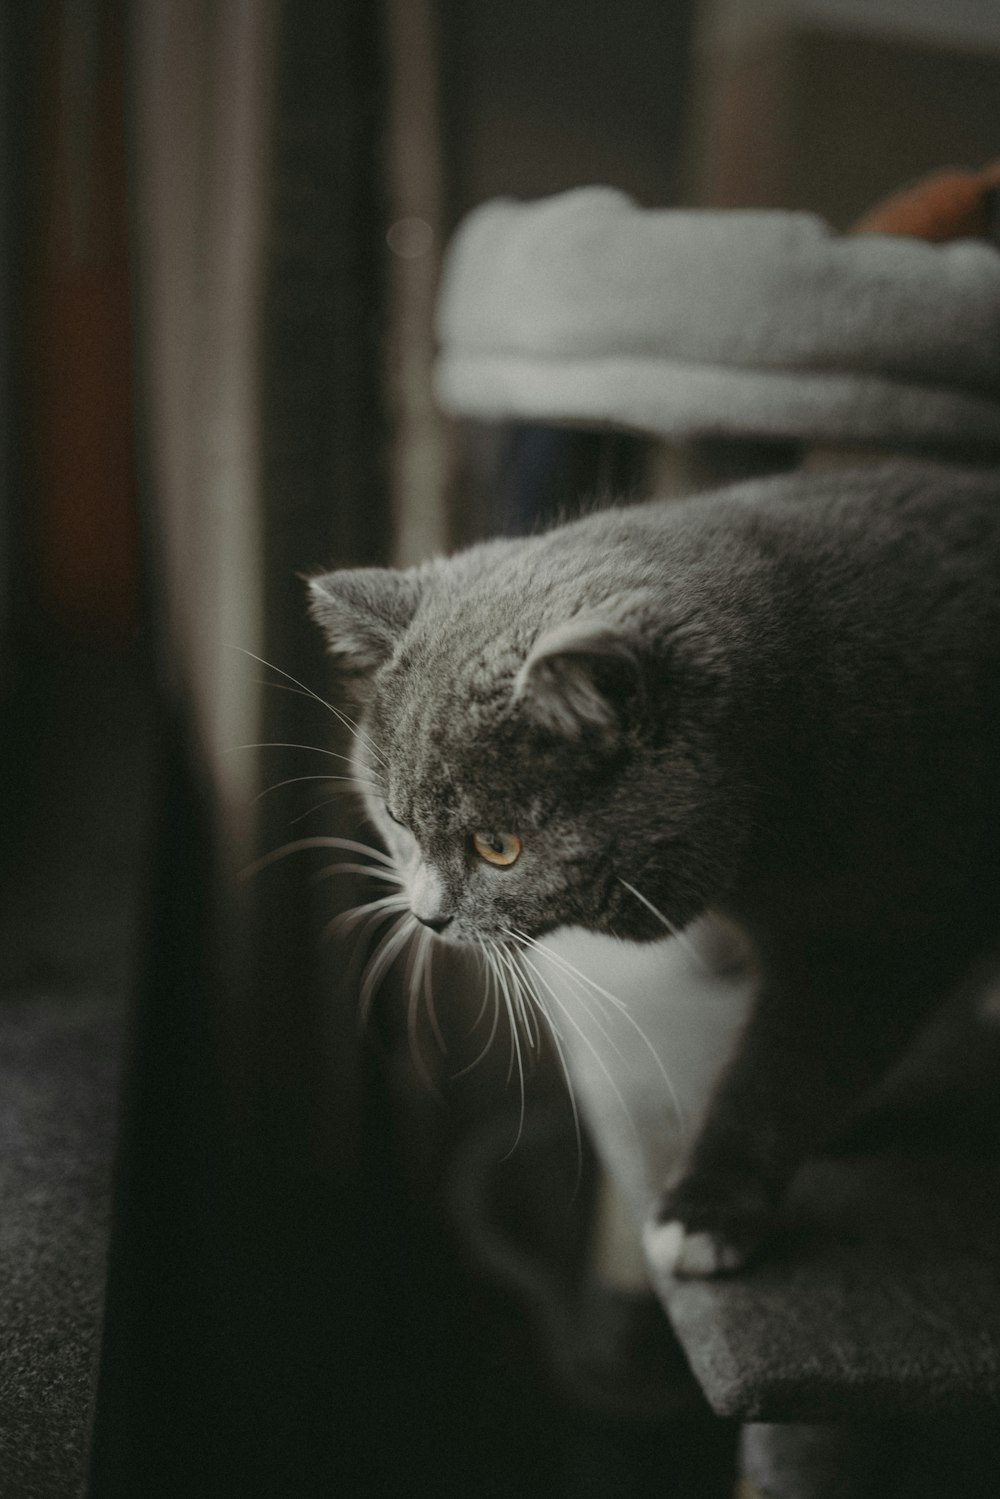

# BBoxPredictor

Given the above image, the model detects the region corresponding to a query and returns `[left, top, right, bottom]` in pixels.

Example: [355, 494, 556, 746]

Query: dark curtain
[88, 5, 414, 1494]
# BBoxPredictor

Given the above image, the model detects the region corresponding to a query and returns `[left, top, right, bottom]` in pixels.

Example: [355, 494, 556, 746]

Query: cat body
[310, 462, 1000, 1274]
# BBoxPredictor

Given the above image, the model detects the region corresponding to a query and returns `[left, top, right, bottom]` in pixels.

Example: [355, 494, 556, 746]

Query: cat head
[307, 543, 745, 945]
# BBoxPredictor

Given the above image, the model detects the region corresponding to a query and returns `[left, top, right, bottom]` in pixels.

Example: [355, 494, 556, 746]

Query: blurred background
[0, 2, 997, 1495]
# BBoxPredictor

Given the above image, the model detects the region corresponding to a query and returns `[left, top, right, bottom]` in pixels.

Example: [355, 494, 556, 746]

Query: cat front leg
[644, 935, 953, 1277]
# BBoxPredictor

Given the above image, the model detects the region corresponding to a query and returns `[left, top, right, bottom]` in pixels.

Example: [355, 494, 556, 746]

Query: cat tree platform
[659, 1153, 1000, 1421]
[525, 928, 1000, 1424]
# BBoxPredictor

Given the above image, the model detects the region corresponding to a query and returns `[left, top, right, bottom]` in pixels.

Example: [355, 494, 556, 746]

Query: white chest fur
[528, 917, 757, 1221]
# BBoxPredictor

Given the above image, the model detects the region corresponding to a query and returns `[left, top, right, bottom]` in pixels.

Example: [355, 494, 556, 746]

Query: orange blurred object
[852, 160, 1000, 242]
[29, 2, 141, 643]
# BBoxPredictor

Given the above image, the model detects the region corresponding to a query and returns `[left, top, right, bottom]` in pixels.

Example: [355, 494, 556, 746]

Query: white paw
[642, 1218, 748, 1278]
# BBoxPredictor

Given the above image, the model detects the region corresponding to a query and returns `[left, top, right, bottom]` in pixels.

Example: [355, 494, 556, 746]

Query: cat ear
[512, 614, 640, 739]
[307, 567, 423, 678]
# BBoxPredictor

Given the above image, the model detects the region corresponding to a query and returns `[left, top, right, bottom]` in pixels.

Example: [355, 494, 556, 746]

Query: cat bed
[433, 187, 1000, 451]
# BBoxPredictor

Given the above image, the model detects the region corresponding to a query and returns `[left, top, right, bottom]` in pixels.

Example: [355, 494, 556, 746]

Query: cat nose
[416, 913, 453, 933]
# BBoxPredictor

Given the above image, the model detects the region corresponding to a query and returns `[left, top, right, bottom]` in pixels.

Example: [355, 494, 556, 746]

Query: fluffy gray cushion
[434, 187, 1000, 449]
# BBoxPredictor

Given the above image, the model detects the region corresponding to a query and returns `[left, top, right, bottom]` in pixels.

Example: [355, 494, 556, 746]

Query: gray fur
[308, 567, 427, 681]
[309, 461, 1000, 1272]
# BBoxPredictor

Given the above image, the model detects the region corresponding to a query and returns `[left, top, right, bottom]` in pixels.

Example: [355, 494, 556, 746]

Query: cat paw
[642, 1218, 750, 1277]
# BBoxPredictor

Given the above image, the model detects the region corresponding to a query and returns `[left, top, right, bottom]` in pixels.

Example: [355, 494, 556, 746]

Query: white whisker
[253, 772, 382, 805]
[502, 944, 585, 1196]
[326, 893, 410, 939]
[224, 742, 385, 784]
[618, 878, 707, 972]
[510, 935, 629, 1066]
[486, 939, 527, 1151]
[489, 942, 519, 1090]
[507, 927, 634, 1022]
[252, 676, 363, 714]
[510, 926, 688, 1140]
[404, 927, 440, 1093]
[513, 945, 643, 1148]
[240, 834, 397, 880]
[290, 792, 381, 825]
[467, 939, 497, 1035]
[233, 647, 390, 768]
[345, 901, 412, 952]
[421, 937, 446, 1055]
[453, 942, 506, 1079]
[312, 862, 404, 886]
[492, 939, 541, 1055]
[359, 914, 417, 1025]
[477, 945, 504, 1057]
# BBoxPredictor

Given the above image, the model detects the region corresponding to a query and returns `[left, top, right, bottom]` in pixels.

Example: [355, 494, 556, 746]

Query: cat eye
[385, 804, 405, 827]
[471, 830, 522, 867]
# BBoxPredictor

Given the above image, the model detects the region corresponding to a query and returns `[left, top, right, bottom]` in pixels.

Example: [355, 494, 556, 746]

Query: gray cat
[308, 461, 1000, 1276]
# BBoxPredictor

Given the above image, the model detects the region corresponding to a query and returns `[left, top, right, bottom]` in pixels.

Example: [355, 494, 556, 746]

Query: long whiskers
[422, 937, 445, 1054]
[504, 926, 688, 1143]
[492, 939, 541, 1055]
[299, 842, 444, 1085]
[313, 861, 406, 885]
[484, 939, 528, 1152]
[492, 941, 585, 1188]
[509, 942, 640, 1147]
[359, 913, 419, 1027]
[224, 741, 387, 795]
[225, 740, 372, 762]
[253, 772, 384, 806]
[239, 834, 396, 880]
[454, 940, 504, 1078]
[618, 878, 707, 973]
[291, 795, 381, 827]
[512, 938, 630, 1067]
[326, 892, 410, 939]
[403, 926, 440, 1094]
[233, 646, 390, 769]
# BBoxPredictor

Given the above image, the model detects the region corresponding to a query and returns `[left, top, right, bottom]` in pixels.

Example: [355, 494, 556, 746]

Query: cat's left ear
[307, 566, 424, 681]
[512, 614, 641, 740]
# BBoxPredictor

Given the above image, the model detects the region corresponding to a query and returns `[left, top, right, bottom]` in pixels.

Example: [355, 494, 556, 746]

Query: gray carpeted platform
[535, 924, 1000, 1423]
[0, 650, 152, 1495]
[662, 1151, 1000, 1420]
[0, 994, 126, 1496]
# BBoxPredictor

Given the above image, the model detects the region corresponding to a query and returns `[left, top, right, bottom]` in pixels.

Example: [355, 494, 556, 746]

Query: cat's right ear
[306, 567, 423, 681]
[512, 614, 641, 741]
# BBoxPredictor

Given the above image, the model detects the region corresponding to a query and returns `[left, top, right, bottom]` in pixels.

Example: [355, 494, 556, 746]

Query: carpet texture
[531, 923, 1000, 1422]
[0, 650, 152, 1496]
[0, 995, 125, 1496]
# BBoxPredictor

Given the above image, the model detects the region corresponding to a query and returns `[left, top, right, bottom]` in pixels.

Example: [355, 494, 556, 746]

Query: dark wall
[439, 0, 697, 223]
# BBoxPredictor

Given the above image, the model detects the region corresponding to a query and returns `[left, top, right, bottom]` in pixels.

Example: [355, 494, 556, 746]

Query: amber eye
[472, 830, 522, 867]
